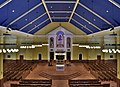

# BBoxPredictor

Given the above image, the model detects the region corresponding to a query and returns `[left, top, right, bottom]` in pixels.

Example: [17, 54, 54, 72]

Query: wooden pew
[11, 84, 51, 87]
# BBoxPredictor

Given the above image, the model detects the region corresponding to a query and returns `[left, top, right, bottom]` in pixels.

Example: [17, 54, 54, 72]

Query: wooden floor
[4, 62, 117, 87]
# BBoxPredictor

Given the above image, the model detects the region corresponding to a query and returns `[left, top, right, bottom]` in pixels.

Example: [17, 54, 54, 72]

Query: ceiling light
[106, 10, 109, 12]
[72, 44, 79, 46]
[69, 6, 71, 8]
[0, 49, 2, 53]
[3, 49, 6, 53]
[93, 19, 96, 21]
[12, 10, 15, 12]
[25, 19, 28, 21]
[50, 6, 52, 8]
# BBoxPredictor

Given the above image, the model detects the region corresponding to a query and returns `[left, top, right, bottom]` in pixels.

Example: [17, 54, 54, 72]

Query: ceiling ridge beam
[52, 17, 69, 19]
[72, 18, 93, 33]
[45, 1, 76, 4]
[28, 18, 49, 33]
[68, 0, 79, 22]
[75, 12, 101, 31]
[78, 3, 114, 27]
[8, 3, 42, 26]
[19, 12, 47, 31]
[42, 0, 52, 22]
[49, 11, 72, 13]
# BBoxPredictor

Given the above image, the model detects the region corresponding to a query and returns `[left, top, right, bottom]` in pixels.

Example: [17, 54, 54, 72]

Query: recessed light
[106, 10, 109, 12]
[25, 19, 28, 21]
[50, 6, 52, 8]
[69, 6, 71, 8]
[93, 19, 96, 21]
[12, 10, 15, 13]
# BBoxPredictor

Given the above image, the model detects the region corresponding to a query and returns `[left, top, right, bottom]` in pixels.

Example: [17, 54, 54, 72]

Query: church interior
[0, 0, 120, 87]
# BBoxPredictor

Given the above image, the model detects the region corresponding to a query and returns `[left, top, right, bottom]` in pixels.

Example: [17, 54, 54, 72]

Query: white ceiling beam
[45, 1, 76, 4]
[68, 0, 79, 22]
[72, 18, 93, 33]
[49, 11, 72, 13]
[75, 12, 101, 30]
[52, 17, 69, 19]
[0, 0, 12, 8]
[42, 0, 52, 22]
[19, 13, 47, 31]
[28, 18, 49, 33]
[8, 3, 42, 26]
[79, 3, 114, 27]
[109, 0, 120, 8]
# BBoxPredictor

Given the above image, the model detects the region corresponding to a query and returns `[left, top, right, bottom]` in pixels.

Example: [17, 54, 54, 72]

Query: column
[117, 30, 120, 87]
[0, 53, 3, 87]
[0, 34, 4, 87]
[102, 36, 105, 63]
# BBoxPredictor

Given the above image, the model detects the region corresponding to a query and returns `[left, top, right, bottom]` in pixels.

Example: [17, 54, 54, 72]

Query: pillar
[117, 54, 120, 87]
[117, 30, 120, 87]
[0, 33, 4, 87]
[0, 53, 3, 87]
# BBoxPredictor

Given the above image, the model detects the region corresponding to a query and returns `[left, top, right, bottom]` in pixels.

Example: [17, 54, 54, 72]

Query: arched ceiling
[0, 0, 120, 35]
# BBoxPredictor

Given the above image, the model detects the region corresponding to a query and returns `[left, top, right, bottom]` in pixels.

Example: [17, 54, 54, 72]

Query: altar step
[39, 72, 81, 80]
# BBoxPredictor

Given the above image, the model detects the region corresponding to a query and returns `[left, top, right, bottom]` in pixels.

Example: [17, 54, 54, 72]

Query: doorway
[19, 55, 24, 62]
[79, 53, 83, 60]
[66, 52, 71, 60]
[50, 52, 54, 60]
[38, 54, 42, 60]
[97, 55, 101, 63]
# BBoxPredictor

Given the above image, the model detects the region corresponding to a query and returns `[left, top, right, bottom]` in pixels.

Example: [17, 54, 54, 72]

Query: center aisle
[52, 80, 68, 87]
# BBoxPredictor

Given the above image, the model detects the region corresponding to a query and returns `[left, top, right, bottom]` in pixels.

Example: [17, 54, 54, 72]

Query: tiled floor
[4, 62, 117, 87]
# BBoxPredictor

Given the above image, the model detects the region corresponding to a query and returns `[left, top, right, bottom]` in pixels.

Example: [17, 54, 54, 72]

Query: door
[97, 55, 101, 63]
[79, 54, 82, 60]
[50, 52, 54, 60]
[39, 54, 42, 60]
[20, 55, 24, 62]
[67, 52, 71, 60]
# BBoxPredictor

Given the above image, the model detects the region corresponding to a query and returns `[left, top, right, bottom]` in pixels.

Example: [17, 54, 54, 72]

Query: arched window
[67, 37, 71, 48]
[50, 37, 54, 48]
[56, 31, 64, 48]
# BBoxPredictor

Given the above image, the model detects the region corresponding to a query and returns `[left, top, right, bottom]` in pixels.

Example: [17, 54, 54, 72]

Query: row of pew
[69, 79, 110, 87]
[11, 79, 52, 87]
[84, 62, 117, 81]
[3, 61, 37, 81]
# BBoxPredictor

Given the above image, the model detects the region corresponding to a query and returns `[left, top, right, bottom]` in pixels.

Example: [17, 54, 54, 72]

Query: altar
[56, 59, 65, 71]
[56, 64, 64, 71]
